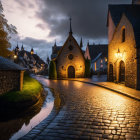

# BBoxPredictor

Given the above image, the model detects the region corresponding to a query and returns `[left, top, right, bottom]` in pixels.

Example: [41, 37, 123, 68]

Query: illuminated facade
[84, 43, 108, 73]
[107, 3, 140, 89]
[55, 19, 85, 78]
[13, 45, 45, 74]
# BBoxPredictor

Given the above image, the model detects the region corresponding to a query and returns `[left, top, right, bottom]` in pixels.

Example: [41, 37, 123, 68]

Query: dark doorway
[119, 61, 125, 83]
[68, 66, 75, 78]
[109, 64, 113, 81]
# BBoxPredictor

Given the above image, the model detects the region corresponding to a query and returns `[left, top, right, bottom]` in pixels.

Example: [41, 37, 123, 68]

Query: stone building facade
[84, 44, 108, 73]
[13, 45, 46, 74]
[55, 20, 85, 78]
[107, 2, 140, 89]
[0, 56, 25, 94]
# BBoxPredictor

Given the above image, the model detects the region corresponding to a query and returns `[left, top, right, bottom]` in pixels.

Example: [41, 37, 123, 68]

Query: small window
[68, 54, 74, 60]
[122, 28, 125, 42]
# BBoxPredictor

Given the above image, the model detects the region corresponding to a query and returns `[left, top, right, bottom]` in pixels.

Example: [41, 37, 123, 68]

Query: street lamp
[115, 48, 122, 58]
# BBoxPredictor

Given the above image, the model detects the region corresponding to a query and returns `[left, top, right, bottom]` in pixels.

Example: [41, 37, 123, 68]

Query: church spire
[54, 39, 56, 47]
[69, 17, 73, 35]
[80, 37, 83, 48]
[16, 42, 19, 51]
[87, 41, 89, 46]
[21, 43, 24, 51]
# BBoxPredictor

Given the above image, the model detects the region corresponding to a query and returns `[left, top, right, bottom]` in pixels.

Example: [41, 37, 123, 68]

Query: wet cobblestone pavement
[21, 78, 140, 140]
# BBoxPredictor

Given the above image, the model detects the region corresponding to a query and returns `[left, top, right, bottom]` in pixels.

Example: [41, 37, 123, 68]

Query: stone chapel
[53, 19, 85, 78]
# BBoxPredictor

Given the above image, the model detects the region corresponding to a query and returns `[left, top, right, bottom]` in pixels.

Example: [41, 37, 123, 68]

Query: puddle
[0, 88, 54, 140]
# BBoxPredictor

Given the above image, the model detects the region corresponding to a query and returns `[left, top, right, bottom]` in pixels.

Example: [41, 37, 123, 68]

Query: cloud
[12, 37, 53, 61]
[35, 0, 131, 40]
[22, 37, 53, 58]
[36, 23, 47, 30]
[3, 0, 132, 60]
[14, 0, 35, 8]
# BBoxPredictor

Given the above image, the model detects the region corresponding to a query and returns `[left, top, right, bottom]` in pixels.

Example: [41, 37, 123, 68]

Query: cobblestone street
[21, 78, 140, 140]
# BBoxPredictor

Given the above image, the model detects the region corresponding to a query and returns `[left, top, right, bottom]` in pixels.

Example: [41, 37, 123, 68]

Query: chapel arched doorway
[68, 66, 75, 78]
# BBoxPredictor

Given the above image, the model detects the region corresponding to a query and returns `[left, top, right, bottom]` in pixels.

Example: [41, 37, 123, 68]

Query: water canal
[0, 84, 54, 140]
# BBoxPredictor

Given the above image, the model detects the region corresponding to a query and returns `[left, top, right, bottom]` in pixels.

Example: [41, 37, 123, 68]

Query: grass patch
[0, 75, 42, 103]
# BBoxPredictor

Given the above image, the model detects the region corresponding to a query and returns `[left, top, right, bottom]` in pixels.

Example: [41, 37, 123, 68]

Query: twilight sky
[2, 0, 131, 61]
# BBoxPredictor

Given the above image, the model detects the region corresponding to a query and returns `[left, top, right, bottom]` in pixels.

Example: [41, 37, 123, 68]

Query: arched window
[119, 61, 125, 83]
[122, 28, 125, 42]
[109, 64, 113, 82]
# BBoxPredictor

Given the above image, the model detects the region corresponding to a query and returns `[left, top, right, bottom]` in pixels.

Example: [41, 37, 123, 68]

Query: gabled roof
[32, 54, 45, 64]
[18, 50, 45, 64]
[56, 34, 85, 60]
[0, 56, 25, 70]
[108, 4, 140, 46]
[88, 44, 108, 60]
[92, 53, 102, 63]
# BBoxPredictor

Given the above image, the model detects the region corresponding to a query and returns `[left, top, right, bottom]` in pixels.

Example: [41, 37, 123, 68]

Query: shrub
[49, 60, 57, 79]
[85, 58, 91, 78]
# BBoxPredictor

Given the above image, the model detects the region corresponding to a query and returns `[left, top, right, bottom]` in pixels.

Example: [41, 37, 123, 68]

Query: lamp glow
[115, 49, 122, 58]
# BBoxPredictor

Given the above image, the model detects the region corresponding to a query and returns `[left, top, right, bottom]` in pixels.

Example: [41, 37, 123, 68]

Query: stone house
[91, 52, 108, 73]
[53, 19, 85, 78]
[0, 56, 25, 94]
[107, 0, 140, 89]
[84, 43, 108, 73]
[13, 45, 46, 74]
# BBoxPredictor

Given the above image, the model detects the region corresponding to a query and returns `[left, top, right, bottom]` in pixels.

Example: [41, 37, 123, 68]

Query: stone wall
[0, 70, 20, 95]
[56, 35, 85, 78]
[108, 14, 137, 89]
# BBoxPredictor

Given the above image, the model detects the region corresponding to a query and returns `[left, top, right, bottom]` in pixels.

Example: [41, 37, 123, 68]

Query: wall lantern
[115, 48, 122, 58]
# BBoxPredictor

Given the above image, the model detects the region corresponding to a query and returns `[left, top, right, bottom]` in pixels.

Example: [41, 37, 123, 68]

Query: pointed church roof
[80, 37, 83, 48]
[54, 40, 57, 47]
[16, 43, 19, 49]
[87, 44, 108, 60]
[31, 48, 34, 51]
[21, 43, 24, 50]
[108, 4, 140, 46]
[56, 34, 85, 60]
[69, 17, 73, 35]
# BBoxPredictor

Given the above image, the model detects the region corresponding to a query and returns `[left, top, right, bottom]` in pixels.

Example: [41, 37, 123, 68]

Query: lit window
[101, 64, 103, 68]
[101, 59, 103, 64]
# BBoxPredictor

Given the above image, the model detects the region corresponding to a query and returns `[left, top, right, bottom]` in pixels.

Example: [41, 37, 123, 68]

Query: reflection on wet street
[22, 77, 140, 139]
[0, 88, 54, 140]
